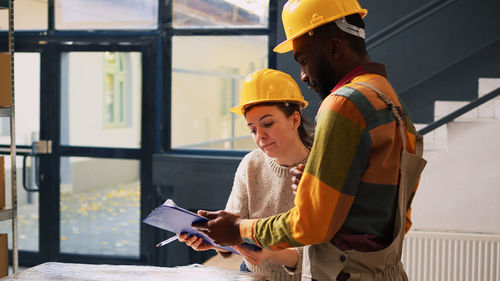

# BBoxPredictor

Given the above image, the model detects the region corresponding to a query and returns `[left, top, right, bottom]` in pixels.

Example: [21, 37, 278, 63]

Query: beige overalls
[302, 82, 427, 281]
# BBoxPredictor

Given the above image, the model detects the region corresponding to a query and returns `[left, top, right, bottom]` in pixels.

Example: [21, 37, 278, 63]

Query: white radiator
[402, 231, 500, 281]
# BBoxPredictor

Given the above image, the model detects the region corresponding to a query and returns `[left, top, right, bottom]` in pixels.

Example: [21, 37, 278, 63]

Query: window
[2, 0, 276, 266]
[103, 52, 129, 128]
[0, 53, 41, 252]
[173, 0, 269, 28]
[171, 36, 268, 150]
[55, 0, 158, 30]
[170, 0, 273, 152]
[0, 53, 40, 144]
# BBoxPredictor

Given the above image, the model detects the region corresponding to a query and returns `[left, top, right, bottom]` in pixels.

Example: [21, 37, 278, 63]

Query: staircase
[416, 78, 500, 151]
[402, 78, 500, 280]
[413, 77, 500, 235]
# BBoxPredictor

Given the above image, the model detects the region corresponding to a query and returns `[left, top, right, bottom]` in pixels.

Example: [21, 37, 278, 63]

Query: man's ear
[328, 38, 343, 59]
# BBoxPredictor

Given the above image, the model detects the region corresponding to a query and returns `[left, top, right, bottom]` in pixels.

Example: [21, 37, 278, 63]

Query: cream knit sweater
[225, 149, 304, 281]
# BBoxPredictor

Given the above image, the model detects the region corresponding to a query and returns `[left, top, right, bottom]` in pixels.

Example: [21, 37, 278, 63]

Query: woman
[179, 68, 312, 281]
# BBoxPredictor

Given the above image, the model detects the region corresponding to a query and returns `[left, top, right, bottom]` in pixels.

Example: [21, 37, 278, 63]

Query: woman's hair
[244, 102, 313, 148]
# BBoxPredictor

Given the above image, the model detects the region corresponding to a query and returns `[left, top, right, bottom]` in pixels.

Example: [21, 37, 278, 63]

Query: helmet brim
[230, 99, 309, 115]
[273, 40, 293, 54]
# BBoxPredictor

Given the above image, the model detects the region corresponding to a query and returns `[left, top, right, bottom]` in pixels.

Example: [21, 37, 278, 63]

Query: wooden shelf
[0, 208, 12, 222]
[0, 0, 17, 273]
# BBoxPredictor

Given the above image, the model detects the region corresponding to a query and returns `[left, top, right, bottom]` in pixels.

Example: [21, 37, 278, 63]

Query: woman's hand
[290, 163, 305, 195]
[177, 233, 216, 251]
[233, 244, 271, 266]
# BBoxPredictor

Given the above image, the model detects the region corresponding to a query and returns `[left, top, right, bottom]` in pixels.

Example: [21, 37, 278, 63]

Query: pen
[156, 235, 178, 247]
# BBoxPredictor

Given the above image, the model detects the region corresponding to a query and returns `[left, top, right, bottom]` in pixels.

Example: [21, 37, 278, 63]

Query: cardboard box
[0, 233, 7, 277]
[0, 156, 4, 209]
[0, 53, 12, 107]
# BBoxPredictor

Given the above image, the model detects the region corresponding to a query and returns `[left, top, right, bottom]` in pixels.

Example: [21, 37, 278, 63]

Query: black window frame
[0, 0, 279, 267]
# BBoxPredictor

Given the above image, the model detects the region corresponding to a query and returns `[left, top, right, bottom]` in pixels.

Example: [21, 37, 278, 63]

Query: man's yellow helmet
[230, 69, 308, 115]
[274, 0, 367, 53]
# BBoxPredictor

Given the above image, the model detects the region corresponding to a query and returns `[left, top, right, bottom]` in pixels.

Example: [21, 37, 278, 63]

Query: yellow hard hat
[274, 0, 367, 53]
[230, 69, 308, 115]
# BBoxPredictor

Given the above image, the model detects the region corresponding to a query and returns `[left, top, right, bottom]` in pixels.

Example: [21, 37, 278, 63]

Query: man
[193, 0, 426, 280]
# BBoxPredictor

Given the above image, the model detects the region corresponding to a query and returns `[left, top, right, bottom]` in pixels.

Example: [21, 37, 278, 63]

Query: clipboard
[143, 199, 261, 254]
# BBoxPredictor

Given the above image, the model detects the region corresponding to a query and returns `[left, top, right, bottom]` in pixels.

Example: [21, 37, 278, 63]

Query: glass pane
[60, 157, 140, 257]
[0, 53, 40, 145]
[0, 53, 41, 251]
[55, 0, 157, 30]
[15, 53, 41, 145]
[171, 36, 267, 150]
[0, 52, 40, 146]
[173, 0, 269, 28]
[0, 155, 39, 252]
[0, 0, 48, 30]
[61, 52, 142, 148]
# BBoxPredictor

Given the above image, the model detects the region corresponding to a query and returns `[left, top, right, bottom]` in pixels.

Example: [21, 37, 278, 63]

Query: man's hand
[192, 210, 243, 246]
[290, 163, 305, 195]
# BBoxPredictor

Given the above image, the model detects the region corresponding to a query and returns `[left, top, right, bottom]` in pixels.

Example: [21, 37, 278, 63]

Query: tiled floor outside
[1, 181, 140, 258]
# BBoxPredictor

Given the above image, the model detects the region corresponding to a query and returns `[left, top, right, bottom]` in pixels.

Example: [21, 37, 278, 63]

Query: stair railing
[418, 87, 500, 135]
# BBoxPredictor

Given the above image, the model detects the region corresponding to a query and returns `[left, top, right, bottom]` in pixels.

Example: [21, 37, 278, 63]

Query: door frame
[0, 32, 161, 266]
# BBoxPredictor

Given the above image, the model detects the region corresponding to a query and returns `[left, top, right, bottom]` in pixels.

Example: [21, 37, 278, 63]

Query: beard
[317, 83, 333, 100]
[313, 50, 340, 100]
[315, 61, 337, 100]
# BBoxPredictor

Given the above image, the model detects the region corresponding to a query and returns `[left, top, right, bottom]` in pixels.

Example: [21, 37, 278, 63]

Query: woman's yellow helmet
[230, 69, 308, 115]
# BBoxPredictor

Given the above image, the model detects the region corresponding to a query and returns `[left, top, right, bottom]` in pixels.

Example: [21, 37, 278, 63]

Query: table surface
[0, 262, 265, 281]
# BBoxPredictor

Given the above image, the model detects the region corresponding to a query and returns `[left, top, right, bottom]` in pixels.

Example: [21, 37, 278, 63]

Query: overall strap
[353, 81, 407, 151]
[353, 81, 413, 237]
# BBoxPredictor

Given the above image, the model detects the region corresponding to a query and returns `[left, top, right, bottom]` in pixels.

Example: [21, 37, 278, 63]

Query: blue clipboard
[142, 199, 261, 254]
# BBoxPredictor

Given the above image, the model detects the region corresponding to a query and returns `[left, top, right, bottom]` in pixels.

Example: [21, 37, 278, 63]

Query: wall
[151, 154, 241, 266]
[414, 121, 500, 234]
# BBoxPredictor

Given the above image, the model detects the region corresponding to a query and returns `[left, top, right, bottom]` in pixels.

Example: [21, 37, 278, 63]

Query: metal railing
[418, 87, 500, 135]
[179, 135, 252, 149]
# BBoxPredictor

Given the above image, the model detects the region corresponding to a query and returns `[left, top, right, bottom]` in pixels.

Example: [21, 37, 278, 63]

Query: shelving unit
[0, 0, 17, 273]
